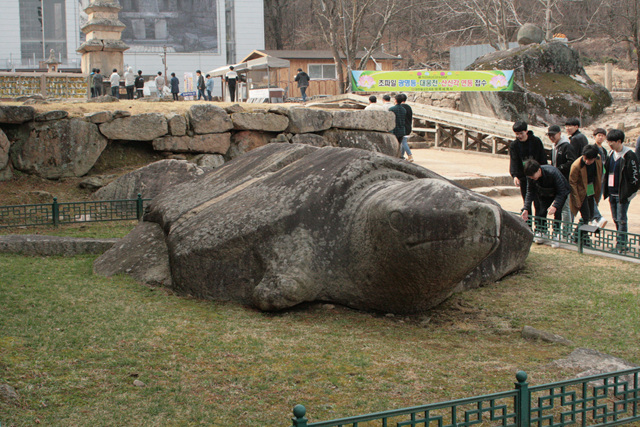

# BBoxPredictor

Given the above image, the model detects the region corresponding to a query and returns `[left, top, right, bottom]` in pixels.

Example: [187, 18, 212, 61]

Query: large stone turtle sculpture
[94, 143, 532, 314]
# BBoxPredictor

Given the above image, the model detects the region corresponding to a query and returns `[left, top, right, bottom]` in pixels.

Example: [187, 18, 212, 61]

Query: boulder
[95, 143, 532, 314]
[291, 133, 330, 147]
[460, 42, 612, 126]
[93, 159, 209, 200]
[285, 107, 333, 133]
[11, 119, 107, 179]
[79, 174, 117, 190]
[94, 222, 171, 286]
[322, 129, 399, 157]
[225, 104, 246, 114]
[166, 113, 187, 136]
[0, 128, 9, 170]
[35, 110, 69, 122]
[517, 23, 544, 45]
[152, 133, 231, 154]
[188, 104, 233, 134]
[193, 153, 225, 169]
[99, 113, 168, 141]
[88, 95, 119, 103]
[85, 111, 113, 124]
[231, 112, 290, 132]
[0, 105, 35, 124]
[331, 110, 395, 132]
[228, 131, 274, 159]
[112, 110, 131, 119]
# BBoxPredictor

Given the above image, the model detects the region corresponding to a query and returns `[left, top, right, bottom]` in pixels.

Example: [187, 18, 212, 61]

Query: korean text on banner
[350, 70, 514, 92]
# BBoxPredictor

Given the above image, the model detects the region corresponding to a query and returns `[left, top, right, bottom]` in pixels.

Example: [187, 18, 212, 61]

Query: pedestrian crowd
[88, 68, 221, 101]
[511, 119, 640, 252]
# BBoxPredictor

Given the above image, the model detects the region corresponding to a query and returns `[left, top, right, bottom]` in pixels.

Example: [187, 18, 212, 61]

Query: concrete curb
[0, 235, 119, 256]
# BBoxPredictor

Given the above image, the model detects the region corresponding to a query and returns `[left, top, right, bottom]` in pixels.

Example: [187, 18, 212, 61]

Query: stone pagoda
[77, 0, 129, 74]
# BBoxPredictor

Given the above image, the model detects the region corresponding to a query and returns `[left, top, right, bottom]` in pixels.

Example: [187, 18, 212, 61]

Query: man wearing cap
[294, 68, 310, 102]
[548, 124, 576, 232]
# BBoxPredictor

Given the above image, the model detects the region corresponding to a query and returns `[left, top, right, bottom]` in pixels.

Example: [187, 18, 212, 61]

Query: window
[308, 64, 336, 80]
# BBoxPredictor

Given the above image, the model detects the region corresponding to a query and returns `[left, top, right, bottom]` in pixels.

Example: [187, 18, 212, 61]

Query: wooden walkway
[309, 94, 552, 155]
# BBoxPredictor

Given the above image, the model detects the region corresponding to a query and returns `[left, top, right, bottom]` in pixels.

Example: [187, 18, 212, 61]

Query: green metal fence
[291, 368, 640, 426]
[0, 195, 148, 228]
[519, 214, 640, 261]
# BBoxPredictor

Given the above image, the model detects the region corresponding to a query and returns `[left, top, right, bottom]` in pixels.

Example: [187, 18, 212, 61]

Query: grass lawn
[0, 245, 639, 426]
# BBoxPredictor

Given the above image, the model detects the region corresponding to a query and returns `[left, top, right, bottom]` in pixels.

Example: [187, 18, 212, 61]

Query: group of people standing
[89, 68, 161, 100]
[511, 119, 640, 252]
[365, 94, 414, 162]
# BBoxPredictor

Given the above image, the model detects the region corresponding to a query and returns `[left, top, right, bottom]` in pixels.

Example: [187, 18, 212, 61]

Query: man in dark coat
[294, 68, 310, 102]
[521, 159, 571, 245]
[565, 118, 589, 159]
[389, 94, 406, 146]
[510, 120, 547, 218]
[170, 72, 180, 101]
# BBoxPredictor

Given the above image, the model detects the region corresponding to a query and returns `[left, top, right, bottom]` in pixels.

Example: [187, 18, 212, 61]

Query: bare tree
[600, 0, 640, 100]
[435, 0, 522, 50]
[314, 0, 414, 93]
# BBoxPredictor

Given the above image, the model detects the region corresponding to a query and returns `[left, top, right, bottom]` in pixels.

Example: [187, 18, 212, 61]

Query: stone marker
[95, 143, 532, 314]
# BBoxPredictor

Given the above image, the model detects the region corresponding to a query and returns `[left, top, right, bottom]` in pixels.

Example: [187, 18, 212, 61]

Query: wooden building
[238, 49, 400, 99]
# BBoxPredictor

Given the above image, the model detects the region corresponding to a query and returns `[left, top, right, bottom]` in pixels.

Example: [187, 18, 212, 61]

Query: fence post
[577, 226, 584, 254]
[136, 193, 144, 220]
[291, 404, 308, 427]
[515, 371, 530, 427]
[52, 197, 60, 227]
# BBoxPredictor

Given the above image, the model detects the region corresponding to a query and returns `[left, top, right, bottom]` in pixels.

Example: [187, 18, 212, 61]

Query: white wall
[0, 2, 22, 69]
[234, 0, 265, 61]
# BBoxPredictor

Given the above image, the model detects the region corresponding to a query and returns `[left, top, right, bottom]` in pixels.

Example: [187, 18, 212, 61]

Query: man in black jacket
[602, 129, 640, 251]
[547, 124, 576, 233]
[565, 118, 588, 158]
[510, 120, 547, 218]
[521, 159, 571, 245]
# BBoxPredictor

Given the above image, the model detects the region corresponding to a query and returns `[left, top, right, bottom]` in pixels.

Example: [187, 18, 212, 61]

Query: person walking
[170, 72, 180, 101]
[399, 94, 414, 162]
[109, 69, 120, 98]
[602, 129, 640, 252]
[89, 68, 96, 98]
[520, 159, 571, 246]
[135, 70, 145, 99]
[510, 120, 547, 221]
[124, 67, 135, 100]
[569, 145, 603, 246]
[93, 69, 103, 97]
[225, 66, 238, 102]
[547, 124, 577, 236]
[389, 94, 406, 150]
[565, 118, 588, 159]
[155, 72, 165, 98]
[196, 70, 206, 100]
[294, 68, 310, 102]
[205, 74, 214, 101]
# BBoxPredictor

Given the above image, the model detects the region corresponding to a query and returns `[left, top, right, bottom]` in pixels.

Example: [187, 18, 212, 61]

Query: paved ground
[411, 147, 640, 233]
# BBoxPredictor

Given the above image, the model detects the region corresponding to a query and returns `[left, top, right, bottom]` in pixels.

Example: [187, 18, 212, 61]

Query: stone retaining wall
[0, 104, 398, 181]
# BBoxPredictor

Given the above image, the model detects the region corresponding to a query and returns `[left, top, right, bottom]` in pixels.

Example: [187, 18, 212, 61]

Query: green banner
[350, 70, 514, 92]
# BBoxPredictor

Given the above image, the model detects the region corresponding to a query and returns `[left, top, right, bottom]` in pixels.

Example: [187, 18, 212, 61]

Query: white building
[0, 0, 264, 96]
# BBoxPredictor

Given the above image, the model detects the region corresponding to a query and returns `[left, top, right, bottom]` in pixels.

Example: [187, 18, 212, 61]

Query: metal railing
[0, 195, 148, 228]
[291, 368, 640, 426]
[518, 214, 639, 260]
